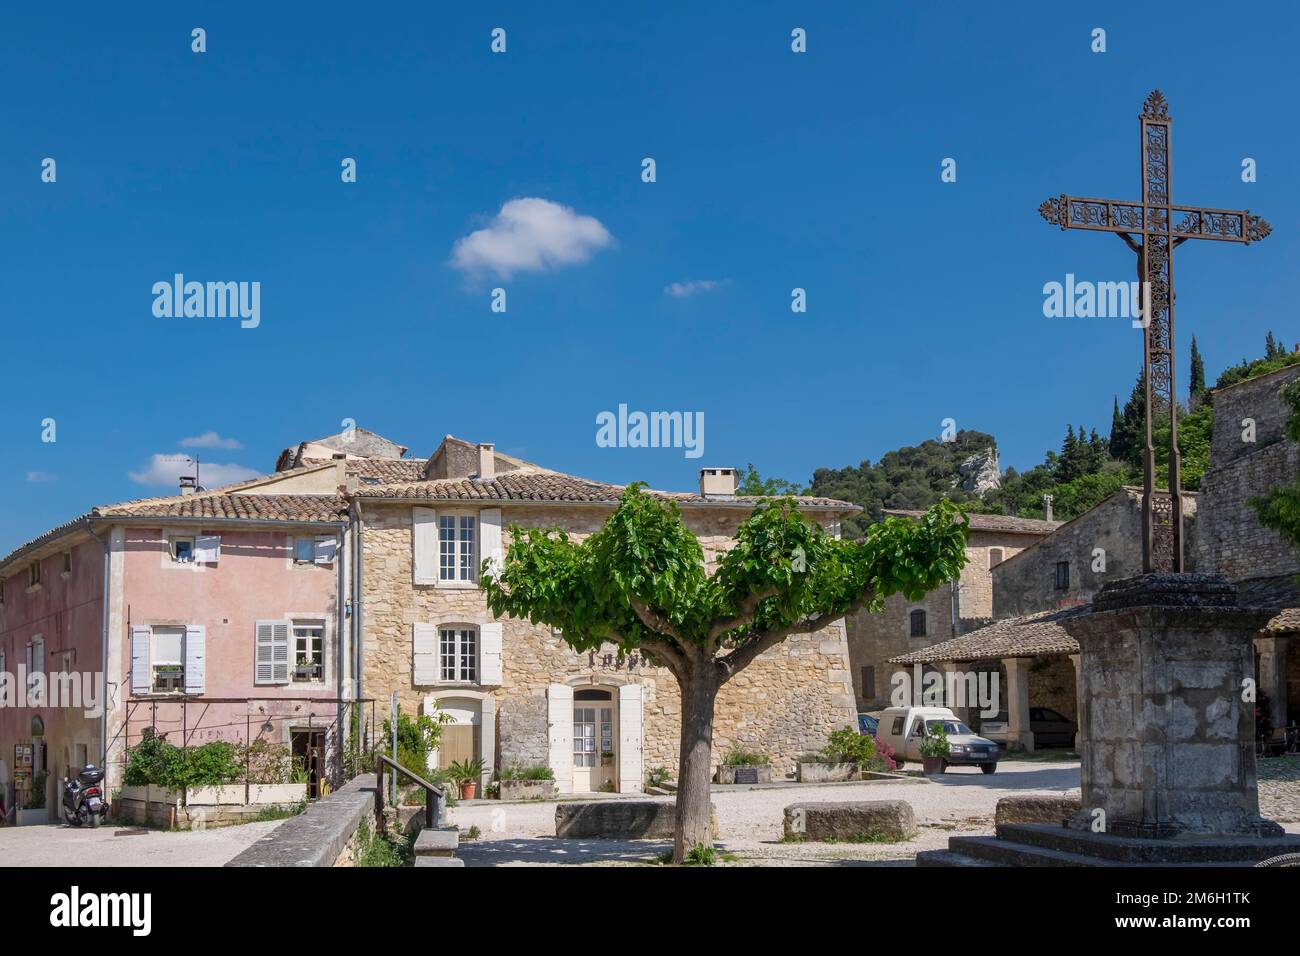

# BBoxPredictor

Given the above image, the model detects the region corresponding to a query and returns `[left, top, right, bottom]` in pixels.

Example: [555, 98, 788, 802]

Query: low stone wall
[995, 795, 1081, 829]
[226, 774, 376, 867]
[555, 799, 716, 839]
[500, 779, 556, 801]
[116, 783, 309, 831]
[783, 800, 917, 842]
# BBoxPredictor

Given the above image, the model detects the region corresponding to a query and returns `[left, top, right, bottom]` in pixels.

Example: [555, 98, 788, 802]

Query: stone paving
[1258, 755, 1300, 823]
[0, 818, 286, 867]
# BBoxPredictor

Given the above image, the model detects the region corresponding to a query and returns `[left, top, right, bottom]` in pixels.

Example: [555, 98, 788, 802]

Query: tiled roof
[883, 509, 1061, 535]
[888, 607, 1086, 664]
[98, 494, 349, 522]
[352, 470, 857, 510]
[1236, 575, 1300, 635]
[300, 457, 429, 482]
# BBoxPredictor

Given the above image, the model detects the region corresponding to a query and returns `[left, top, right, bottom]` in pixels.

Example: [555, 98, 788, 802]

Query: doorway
[290, 730, 326, 799]
[572, 689, 617, 793]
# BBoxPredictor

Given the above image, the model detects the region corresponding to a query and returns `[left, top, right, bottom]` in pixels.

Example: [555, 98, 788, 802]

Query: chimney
[477, 443, 496, 480]
[179, 475, 198, 496]
[1043, 493, 1054, 522]
[699, 466, 737, 499]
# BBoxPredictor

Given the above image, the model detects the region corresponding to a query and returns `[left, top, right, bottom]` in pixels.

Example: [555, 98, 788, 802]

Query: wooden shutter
[618, 683, 644, 793]
[313, 536, 338, 564]
[548, 684, 574, 795]
[413, 507, 438, 585]
[480, 508, 503, 577]
[479, 622, 503, 685]
[412, 623, 438, 685]
[29, 638, 45, 705]
[194, 535, 221, 564]
[130, 626, 151, 695]
[184, 625, 206, 695]
[256, 621, 289, 685]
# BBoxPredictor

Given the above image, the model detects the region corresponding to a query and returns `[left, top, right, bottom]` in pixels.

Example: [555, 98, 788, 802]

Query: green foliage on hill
[805, 430, 994, 538]
[1250, 379, 1300, 552]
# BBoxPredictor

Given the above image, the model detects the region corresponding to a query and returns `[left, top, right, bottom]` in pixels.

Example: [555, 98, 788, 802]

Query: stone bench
[783, 800, 916, 842]
[555, 800, 717, 840]
[994, 795, 1081, 829]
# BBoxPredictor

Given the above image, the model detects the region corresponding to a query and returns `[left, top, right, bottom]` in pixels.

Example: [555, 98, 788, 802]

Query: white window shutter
[184, 625, 206, 695]
[548, 683, 574, 795]
[256, 621, 290, 685]
[480, 508, 503, 577]
[413, 507, 438, 585]
[314, 536, 338, 564]
[412, 623, 438, 685]
[30, 638, 45, 705]
[618, 683, 644, 793]
[131, 626, 151, 695]
[195, 535, 221, 564]
[479, 622, 503, 685]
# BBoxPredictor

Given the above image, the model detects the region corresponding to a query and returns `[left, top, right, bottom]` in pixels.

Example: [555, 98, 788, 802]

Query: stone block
[554, 800, 716, 840]
[782, 800, 916, 842]
[994, 795, 1082, 828]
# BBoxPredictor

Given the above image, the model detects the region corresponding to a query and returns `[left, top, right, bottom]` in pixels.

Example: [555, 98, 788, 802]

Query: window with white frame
[439, 515, 477, 582]
[170, 537, 195, 564]
[293, 620, 325, 682]
[294, 535, 337, 565]
[439, 627, 477, 682]
[150, 626, 185, 692]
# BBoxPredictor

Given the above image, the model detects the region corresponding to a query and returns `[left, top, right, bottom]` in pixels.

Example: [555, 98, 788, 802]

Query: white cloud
[451, 197, 613, 279]
[128, 455, 260, 489]
[180, 431, 243, 450]
[25, 471, 55, 483]
[664, 279, 727, 298]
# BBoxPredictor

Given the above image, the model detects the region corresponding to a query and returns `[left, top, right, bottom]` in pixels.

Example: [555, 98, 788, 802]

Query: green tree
[481, 485, 968, 861]
[735, 463, 805, 497]
[1189, 335, 1207, 407]
[1266, 330, 1280, 360]
[1109, 368, 1146, 467]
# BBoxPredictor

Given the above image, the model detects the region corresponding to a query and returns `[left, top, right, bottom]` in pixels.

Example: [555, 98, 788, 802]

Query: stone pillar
[1256, 636, 1290, 732]
[1069, 653, 1082, 752]
[1062, 573, 1278, 838]
[1003, 658, 1034, 753]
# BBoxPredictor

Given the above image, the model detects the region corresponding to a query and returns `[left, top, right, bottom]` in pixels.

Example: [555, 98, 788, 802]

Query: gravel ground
[1258, 755, 1300, 823]
[0, 818, 287, 867]
[451, 759, 1083, 866]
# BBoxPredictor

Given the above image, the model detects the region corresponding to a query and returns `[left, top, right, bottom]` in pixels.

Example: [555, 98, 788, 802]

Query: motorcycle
[62, 764, 107, 828]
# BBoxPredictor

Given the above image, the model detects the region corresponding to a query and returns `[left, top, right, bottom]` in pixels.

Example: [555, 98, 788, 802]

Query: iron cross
[1039, 89, 1271, 573]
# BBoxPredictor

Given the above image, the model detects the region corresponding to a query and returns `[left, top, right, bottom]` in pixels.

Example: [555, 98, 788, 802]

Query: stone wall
[1198, 364, 1300, 582]
[359, 503, 856, 783]
[993, 490, 1198, 619]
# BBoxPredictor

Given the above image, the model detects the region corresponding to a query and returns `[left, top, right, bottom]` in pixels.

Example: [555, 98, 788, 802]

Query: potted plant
[449, 758, 484, 800]
[715, 746, 772, 784]
[919, 724, 950, 775]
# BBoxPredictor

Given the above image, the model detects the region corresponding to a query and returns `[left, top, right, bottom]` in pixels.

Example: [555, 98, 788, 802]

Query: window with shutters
[439, 627, 477, 682]
[1054, 561, 1070, 590]
[293, 536, 337, 566]
[292, 620, 325, 682]
[989, 548, 1004, 568]
[909, 609, 927, 638]
[150, 626, 185, 693]
[169, 537, 195, 564]
[438, 515, 477, 582]
[28, 561, 42, 589]
[255, 621, 291, 685]
[26, 636, 45, 704]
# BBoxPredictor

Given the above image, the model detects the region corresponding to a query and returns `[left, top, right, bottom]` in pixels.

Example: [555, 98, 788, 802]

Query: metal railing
[374, 752, 446, 832]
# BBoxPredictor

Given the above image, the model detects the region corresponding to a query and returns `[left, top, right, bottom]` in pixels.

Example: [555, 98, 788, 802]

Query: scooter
[62, 764, 107, 828]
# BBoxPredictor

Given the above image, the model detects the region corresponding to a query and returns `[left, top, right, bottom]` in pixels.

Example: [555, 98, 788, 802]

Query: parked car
[857, 712, 879, 736]
[876, 706, 999, 774]
[979, 708, 1077, 747]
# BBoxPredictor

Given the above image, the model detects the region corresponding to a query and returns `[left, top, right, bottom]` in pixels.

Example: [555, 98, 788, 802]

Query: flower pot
[460, 780, 478, 800]
[922, 756, 946, 775]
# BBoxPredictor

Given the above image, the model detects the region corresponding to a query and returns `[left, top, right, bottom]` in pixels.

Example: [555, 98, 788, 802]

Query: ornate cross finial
[1141, 89, 1169, 119]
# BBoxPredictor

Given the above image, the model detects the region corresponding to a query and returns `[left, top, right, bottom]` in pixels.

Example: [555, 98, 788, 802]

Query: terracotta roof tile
[99, 494, 349, 522]
[888, 607, 1086, 664]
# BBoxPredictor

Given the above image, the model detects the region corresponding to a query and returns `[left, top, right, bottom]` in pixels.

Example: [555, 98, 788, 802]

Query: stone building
[321, 435, 861, 794]
[844, 511, 1058, 712]
[1196, 363, 1300, 729]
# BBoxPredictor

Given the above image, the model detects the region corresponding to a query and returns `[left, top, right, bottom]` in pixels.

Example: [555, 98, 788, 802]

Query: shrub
[382, 710, 453, 778]
[721, 746, 769, 767]
[819, 727, 893, 772]
[645, 766, 672, 788]
[919, 724, 950, 758]
[500, 764, 554, 782]
[123, 730, 243, 789]
[683, 842, 717, 866]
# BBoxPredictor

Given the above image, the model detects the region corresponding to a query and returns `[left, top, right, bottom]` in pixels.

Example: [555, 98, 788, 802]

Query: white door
[572, 697, 617, 792]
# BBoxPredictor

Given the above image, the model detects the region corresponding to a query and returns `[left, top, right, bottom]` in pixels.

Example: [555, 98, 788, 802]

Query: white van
[876, 706, 1000, 773]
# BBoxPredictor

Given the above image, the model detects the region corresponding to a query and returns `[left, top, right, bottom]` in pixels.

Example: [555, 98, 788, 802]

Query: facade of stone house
[993, 488, 1199, 619]
[338, 435, 861, 793]
[844, 511, 1059, 712]
[1195, 363, 1300, 729]
[0, 464, 354, 814]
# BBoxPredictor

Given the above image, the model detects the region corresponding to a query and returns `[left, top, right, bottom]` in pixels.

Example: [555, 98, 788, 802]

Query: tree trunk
[673, 665, 718, 863]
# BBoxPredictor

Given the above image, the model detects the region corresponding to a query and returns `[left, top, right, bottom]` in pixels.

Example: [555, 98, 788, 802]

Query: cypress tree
[1190, 335, 1207, 406]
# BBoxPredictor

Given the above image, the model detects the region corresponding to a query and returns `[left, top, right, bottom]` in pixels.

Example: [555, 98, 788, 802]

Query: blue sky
[2, 1, 1296, 553]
